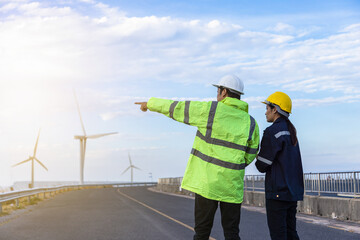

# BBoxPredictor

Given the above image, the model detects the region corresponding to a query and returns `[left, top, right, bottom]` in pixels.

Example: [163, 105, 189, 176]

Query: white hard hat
[212, 74, 244, 95]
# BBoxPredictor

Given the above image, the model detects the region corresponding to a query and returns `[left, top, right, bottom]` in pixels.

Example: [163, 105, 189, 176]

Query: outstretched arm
[135, 98, 210, 129]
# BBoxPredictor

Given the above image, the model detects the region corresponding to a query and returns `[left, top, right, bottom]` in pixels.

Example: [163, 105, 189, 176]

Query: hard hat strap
[264, 100, 290, 118]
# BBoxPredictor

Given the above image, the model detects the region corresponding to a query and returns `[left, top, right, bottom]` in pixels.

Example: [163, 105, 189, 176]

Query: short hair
[219, 87, 240, 99]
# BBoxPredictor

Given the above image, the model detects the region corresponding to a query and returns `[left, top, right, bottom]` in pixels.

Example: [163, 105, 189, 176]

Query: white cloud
[342, 23, 360, 32]
[0, 0, 359, 109]
[272, 22, 294, 32]
[238, 31, 294, 44]
[0, 2, 19, 12]
[79, 0, 95, 4]
[0, 1, 288, 86]
[207, 19, 220, 28]
[294, 94, 360, 107]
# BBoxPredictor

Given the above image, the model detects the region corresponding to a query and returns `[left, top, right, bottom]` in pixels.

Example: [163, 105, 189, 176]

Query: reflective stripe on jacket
[255, 117, 304, 201]
[147, 97, 260, 203]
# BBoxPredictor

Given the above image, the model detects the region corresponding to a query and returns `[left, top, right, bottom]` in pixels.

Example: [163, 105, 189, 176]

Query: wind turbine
[74, 91, 118, 185]
[121, 153, 141, 183]
[12, 129, 48, 188]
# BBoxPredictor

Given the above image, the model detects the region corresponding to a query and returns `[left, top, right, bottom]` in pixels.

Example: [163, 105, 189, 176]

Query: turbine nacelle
[74, 135, 86, 140]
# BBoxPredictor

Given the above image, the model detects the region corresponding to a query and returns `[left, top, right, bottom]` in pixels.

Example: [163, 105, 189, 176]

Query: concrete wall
[297, 195, 360, 221]
[156, 181, 360, 222]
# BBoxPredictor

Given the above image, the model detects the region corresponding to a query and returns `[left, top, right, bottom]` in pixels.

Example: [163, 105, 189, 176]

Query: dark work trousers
[193, 193, 241, 240]
[266, 199, 300, 240]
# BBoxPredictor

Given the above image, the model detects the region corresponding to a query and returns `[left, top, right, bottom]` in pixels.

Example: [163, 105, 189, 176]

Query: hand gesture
[135, 102, 148, 112]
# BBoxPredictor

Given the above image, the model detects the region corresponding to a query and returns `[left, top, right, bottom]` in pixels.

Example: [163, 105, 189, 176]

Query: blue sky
[0, 0, 359, 188]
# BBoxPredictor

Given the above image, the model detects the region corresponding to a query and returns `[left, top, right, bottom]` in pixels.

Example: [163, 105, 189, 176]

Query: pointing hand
[135, 102, 148, 112]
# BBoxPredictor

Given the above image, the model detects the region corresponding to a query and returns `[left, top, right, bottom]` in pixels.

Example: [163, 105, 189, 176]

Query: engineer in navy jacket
[255, 91, 304, 240]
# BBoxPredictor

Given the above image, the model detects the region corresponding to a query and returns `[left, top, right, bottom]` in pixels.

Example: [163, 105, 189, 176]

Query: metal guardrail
[244, 171, 360, 197]
[158, 172, 360, 197]
[304, 172, 359, 196]
[158, 177, 183, 185]
[0, 182, 157, 214]
[244, 175, 266, 192]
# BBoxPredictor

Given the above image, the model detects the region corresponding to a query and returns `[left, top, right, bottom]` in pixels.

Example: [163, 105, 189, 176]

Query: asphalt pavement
[0, 186, 359, 240]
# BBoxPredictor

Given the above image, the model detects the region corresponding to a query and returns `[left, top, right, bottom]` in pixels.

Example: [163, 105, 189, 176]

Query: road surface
[0, 187, 359, 240]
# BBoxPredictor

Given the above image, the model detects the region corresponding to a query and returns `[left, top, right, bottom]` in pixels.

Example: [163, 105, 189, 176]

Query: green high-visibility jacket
[147, 97, 260, 203]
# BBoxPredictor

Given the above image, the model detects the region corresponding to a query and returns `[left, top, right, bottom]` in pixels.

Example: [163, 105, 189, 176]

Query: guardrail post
[317, 173, 321, 196]
[0, 203, 2, 214]
[303, 174, 306, 195]
[252, 177, 255, 192]
[311, 174, 314, 193]
[244, 177, 247, 191]
[16, 199, 19, 207]
[354, 172, 357, 195]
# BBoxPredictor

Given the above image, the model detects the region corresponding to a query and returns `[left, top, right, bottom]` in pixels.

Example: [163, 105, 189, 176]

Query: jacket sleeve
[147, 97, 210, 128]
[244, 119, 260, 166]
[255, 128, 281, 173]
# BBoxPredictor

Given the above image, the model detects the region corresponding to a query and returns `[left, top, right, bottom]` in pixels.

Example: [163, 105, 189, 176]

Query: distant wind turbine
[12, 129, 47, 188]
[121, 153, 141, 183]
[74, 91, 118, 184]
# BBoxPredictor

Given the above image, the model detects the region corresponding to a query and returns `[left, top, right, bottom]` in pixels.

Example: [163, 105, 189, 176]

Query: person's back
[135, 74, 260, 240]
[255, 91, 304, 240]
[261, 117, 304, 201]
[179, 97, 258, 203]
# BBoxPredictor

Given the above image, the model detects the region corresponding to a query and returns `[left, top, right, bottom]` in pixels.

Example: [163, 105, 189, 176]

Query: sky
[0, 0, 359, 187]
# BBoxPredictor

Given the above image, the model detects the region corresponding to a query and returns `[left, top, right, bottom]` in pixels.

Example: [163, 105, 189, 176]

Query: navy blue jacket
[255, 117, 304, 201]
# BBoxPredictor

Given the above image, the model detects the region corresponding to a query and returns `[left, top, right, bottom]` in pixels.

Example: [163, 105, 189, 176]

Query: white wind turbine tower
[121, 153, 141, 183]
[12, 129, 48, 188]
[74, 91, 118, 185]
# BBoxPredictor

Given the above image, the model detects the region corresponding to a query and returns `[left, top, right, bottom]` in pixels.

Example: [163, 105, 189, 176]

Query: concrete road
[0, 187, 359, 240]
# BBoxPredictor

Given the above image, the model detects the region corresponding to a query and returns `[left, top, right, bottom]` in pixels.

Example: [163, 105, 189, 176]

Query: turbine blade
[74, 90, 87, 136]
[132, 165, 141, 171]
[12, 158, 32, 167]
[35, 157, 48, 171]
[121, 166, 131, 175]
[33, 129, 41, 157]
[86, 132, 118, 139]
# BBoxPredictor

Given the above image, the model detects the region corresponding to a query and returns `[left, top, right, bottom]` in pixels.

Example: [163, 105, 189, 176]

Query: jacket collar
[274, 117, 286, 124]
[220, 97, 249, 113]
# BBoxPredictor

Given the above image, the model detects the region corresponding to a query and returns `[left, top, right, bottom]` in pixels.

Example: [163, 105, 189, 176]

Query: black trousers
[193, 193, 241, 240]
[266, 199, 300, 240]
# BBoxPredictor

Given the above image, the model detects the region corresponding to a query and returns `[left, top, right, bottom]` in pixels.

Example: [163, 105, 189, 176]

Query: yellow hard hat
[262, 91, 292, 115]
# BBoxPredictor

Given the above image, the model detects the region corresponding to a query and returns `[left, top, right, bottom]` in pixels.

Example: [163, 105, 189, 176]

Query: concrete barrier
[156, 181, 360, 222]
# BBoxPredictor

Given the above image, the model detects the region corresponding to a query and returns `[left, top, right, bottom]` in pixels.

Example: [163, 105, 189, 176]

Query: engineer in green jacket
[135, 75, 260, 240]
